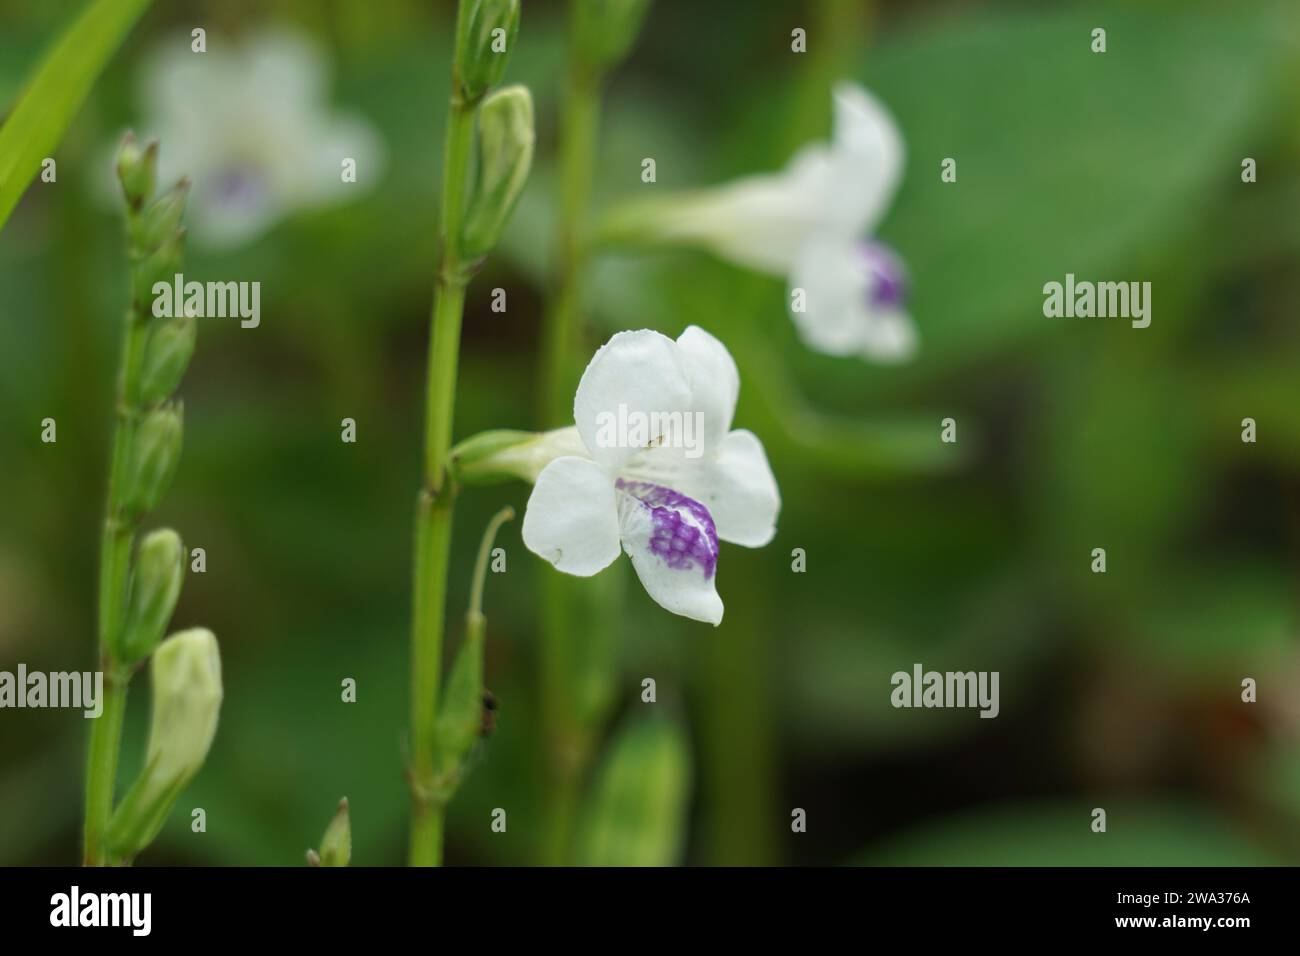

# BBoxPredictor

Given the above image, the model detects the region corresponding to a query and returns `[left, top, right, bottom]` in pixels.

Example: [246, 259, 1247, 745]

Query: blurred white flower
[625, 83, 914, 362]
[522, 326, 780, 625]
[128, 27, 384, 249]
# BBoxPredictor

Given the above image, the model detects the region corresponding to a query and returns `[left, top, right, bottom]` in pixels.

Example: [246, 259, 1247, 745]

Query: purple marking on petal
[211, 166, 270, 209]
[859, 241, 908, 309]
[616, 479, 719, 579]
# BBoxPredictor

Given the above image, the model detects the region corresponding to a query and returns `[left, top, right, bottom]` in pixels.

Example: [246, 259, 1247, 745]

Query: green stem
[539, 62, 599, 425]
[408, 0, 478, 868]
[83, 251, 153, 866]
[82, 667, 129, 866]
[469, 507, 515, 619]
[536, 32, 604, 865]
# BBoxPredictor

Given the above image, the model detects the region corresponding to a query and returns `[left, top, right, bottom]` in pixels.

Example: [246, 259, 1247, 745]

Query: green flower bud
[132, 178, 190, 253]
[573, 0, 651, 73]
[450, 427, 587, 485]
[459, 0, 520, 102]
[461, 85, 534, 259]
[308, 798, 352, 867]
[138, 313, 197, 406]
[118, 529, 185, 663]
[123, 402, 183, 517]
[106, 629, 222, 862]
[115, 132, 158, 211]
[131, 229, 185, 303]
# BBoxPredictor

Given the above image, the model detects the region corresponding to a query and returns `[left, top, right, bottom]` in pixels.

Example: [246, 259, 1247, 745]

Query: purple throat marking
[616, 479, 718, 579]
[860, 241, 907, 309]
[212, 166, 269, 208]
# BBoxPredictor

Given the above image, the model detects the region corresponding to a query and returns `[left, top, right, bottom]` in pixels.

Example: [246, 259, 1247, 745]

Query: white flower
[130, 27, 384, 249]
[522, 327, 780, 625]
[642, 83, 914, 362]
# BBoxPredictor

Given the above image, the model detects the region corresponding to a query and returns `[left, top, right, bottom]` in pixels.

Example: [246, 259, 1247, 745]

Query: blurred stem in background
[535, 0, 650, 866]
[409, 0, 529, 866]
[690, 0, 871, 865]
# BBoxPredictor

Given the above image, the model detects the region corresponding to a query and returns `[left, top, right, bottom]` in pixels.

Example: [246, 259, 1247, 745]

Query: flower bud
[123, 402, 183, 517]
[132, 178, 191, 252]
[115, 132, 158, 211]
[138, 313, 197, 406]
[308, 798, 352, 867]
[573, 0, 651, 73]
[459, 0, 520, 102]
[131, 230, 185, 303]
[460, 85, 534, 259]
[106, 629, 222, 861]
[118, 529, 185, 663]
[451, 427, 587, 485]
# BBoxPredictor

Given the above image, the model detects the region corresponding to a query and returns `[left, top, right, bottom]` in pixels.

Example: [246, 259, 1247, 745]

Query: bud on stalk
[460, 85, 534, 259]
[459, 0, 520, 103]
[573, 0, 651, 74]
[138, 313, 197, 406]
[132, 178, 191, 252]
[122, 402, 183, 517]
[307, 798, 352, 867]
[115, 132, 158, 211]
[117, 529, 185, 663]
[106, 629, 222, 862]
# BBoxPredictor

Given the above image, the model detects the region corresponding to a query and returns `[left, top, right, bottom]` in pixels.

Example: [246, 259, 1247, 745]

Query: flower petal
[616, 480, 724, 625]
[685, 430, 780, 547]
[789, 238, 918, 362]
[829, 82, 905, 235]
[522, 457, 621, 576]
[655, 143, 838, 274]
[675, 325, 739, 449]
[574, 329, 694, 472]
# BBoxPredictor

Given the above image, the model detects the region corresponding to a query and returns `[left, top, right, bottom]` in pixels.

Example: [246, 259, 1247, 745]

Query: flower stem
[539, 60, 599, 425]
[83, 238, 154, 866]
[82, 666, 129, 866]
[536, 27, 604, 865]
[408, 0, 478, 868]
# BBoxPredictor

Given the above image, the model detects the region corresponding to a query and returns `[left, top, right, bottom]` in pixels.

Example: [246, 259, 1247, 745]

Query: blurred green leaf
[0, 0, 154, 230]
[575, 712, 691, 866]
[867, 1, 1297, 375]
[868, 3, 1294, 374]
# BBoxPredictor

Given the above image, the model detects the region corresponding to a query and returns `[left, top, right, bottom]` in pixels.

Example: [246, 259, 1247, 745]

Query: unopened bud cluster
[454, 1, 533, 263]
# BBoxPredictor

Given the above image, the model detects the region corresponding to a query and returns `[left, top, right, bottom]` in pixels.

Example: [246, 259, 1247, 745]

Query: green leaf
[864, 1, 1297, 374]
[575, 713, 691, 867]
[0, 0, 155, 231]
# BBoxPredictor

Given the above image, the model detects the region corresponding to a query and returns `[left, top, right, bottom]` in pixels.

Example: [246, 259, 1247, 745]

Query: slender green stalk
[469, 507, 515, 620]
[539, 67, 599, 425]
[408, 0, 479, 867]
[82, 224, 158, 866]
[82, 666, 128, 866]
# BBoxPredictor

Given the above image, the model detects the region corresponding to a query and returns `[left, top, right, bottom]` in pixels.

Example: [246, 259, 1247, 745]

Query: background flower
[127, 26, 385, 249]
